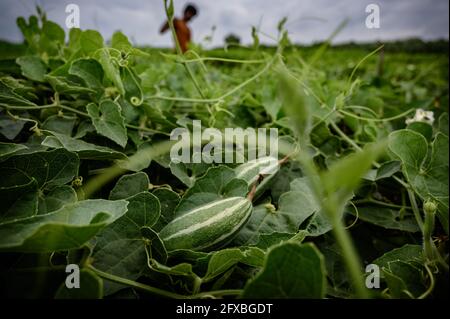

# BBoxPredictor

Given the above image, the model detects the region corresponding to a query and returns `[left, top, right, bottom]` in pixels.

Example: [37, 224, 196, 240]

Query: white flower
[405, 108, 435, 125]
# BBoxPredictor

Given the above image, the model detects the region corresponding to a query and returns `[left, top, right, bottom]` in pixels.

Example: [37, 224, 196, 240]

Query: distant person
[160, 3, 198, 53]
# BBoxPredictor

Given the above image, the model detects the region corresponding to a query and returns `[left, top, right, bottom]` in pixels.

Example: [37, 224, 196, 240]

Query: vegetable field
[0, 3, 448, 299]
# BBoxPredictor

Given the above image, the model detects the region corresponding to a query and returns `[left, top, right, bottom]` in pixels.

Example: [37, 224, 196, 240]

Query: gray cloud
[0, 0, 448, 47]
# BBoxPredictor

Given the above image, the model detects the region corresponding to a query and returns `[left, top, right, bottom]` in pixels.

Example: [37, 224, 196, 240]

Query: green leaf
[0, 148, 79, 190]
[254, 232, 296, 249]
[111, 31, 132, 52]
[95, 48, 125, 95]
[45, 75, 96, 95]
[182, 165, 237, 198]
[92, 192, 160, 295]
[141, 226, 167, 264]
[406, 122, 433, 141]
[0, 179, 38, 222]
[388, 130, 428, 182]
[203, 249, 245, 281]
[80, 30, 104, 54]
[350, 206, 420, 232]
[372, 244, 423, 269]
[175, 166, 248, 216]
[87, 100, 128, 148]
[146, 258, 195, 279]
[16, 56, 47, 82]
[0, 80, 36, 107]
[69, 58, 104, 90]
[55, 269, 103, 299]
[376, 160, 401, 180]
[42, 115, 77, 136]
[0, 199, 129, 252]
[42, 131, 126, 160]
[303, 209, 333, 237]
[0, 142, 27, 161]
[109, 172, 150, 200]
[41, 20, 65, 44]
[152, 188, 180, 231]
[242, 242, 326, 298]
[233, 187, 318, 246]
[389, 130, 449, 233]
[203, 247, 265, 282]
[438, 112, 448, 136]
[38, 185, 77, 214]
[383, 261, 425, 298]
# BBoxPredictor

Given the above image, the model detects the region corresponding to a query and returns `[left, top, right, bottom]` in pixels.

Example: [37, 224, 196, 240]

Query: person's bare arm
[160, 21, 169, 33]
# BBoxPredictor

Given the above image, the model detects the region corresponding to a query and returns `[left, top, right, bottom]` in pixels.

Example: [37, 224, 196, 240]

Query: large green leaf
[94, 48, 125, 94]
[350, 206, 420, 232]
[175, 165, 248, 216]
[0, 80, 36, 107]
[109, 172, 149, 200]
[111, 31, 132, 52]
[42, 131, 126, 160]
[69, 58, 104, 90]
[42, 115, 77, 136]
[0, 142, 27, 161]
[242, 242, 326, 298]
[202, 247, 265, 282]
[0, 199, 128, 252]
[0, 179, 38, 221]
[383, 261, 426, 298]
[87, 100, 128, 148]
[37, 185, 78, 214]
[16, 56, 47, 82]
[233, 188, 318, 246]
[80, 30, 104, 54]
[388, 130, 449, 233]
[372, 244, 423, 269]
[92, 192, 160, 295]
[0, 148, 79, 190]
[152, 188, 180, 231]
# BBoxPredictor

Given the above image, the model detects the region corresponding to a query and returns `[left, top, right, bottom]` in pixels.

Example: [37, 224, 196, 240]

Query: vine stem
[353, 198, 412, 210]
[338, 108, 415, 123]
[88, 265, 187, 299]
[160, 52, 266, 64]
[147, 53, 277, 104]
[88, 265, 242, 299]
[407, 188, 424, 232]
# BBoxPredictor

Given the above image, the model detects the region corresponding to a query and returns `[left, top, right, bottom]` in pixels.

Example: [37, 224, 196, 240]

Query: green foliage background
[0, 3, 448, 299]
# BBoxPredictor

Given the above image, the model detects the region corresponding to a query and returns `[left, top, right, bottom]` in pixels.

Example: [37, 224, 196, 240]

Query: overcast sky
[0, 0, 448, 47]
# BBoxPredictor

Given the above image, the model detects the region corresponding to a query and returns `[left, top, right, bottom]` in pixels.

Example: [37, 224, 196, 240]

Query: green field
[0, 7, 448, 299]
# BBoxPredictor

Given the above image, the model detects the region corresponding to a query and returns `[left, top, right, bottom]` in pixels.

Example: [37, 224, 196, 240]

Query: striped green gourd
[159, 196, 252, 251]
[235, 156, 279, 199]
